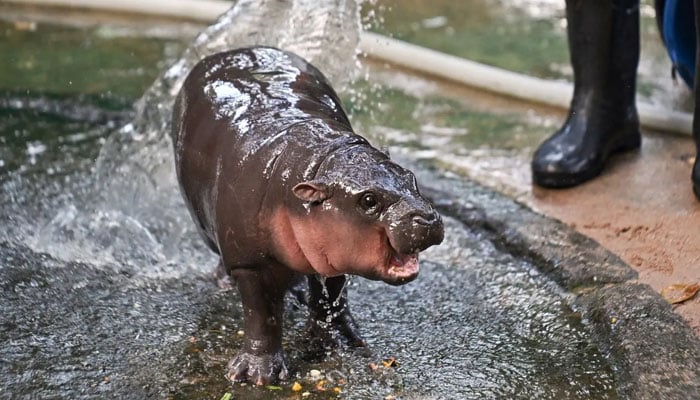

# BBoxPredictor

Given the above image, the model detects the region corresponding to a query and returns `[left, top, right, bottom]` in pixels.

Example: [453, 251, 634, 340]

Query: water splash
[98, 0, 361, 189]
[313, 275, 352, 328]
[28, 0, 363, 273]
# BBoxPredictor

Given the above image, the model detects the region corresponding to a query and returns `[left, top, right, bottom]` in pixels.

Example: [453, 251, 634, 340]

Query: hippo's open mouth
[386, 248, 420, 284]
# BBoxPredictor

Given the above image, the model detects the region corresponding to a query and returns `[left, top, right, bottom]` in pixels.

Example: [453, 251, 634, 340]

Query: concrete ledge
[408, 161, 700, 398]
[575, 283, 700, 399]
[416, 169, 637, 290]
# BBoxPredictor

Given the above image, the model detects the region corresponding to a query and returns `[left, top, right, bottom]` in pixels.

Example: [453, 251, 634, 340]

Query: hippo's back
[171, 47, 357, 252]
[173, 46, 351, 144]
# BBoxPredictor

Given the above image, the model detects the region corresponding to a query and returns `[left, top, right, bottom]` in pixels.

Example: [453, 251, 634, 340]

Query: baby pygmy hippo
[171, 46, 444, 385]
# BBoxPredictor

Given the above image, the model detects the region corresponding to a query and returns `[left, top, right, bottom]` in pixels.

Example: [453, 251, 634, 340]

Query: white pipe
[2, 0, 230, 20]
[361, 31, 574, 110]
[3, 0, 694, 136]
[360, 32, 694, 136]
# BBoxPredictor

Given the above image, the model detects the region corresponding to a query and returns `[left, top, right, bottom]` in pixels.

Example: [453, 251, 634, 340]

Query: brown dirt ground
[520, 132, 700, 335]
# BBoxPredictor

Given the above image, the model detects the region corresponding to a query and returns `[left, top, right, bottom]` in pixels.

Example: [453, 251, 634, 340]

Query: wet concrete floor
[0, 1, 699, 398]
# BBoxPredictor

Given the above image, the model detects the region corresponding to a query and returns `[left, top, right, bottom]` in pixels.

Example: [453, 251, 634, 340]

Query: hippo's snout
[410, 209, 444, 252]
[387, 204, 444, 255]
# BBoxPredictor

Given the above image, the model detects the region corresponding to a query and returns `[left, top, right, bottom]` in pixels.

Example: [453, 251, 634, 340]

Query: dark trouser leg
[693, 0, 700, 199]
[307, 274, 365, 348]
[531, 0, 641, 188]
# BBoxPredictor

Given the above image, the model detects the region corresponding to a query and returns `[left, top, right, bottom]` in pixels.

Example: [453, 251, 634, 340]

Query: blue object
[660, 0, 696, 89]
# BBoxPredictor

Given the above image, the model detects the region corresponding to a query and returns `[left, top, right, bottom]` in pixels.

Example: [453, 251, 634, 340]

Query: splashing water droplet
[25, 0, 365, 274]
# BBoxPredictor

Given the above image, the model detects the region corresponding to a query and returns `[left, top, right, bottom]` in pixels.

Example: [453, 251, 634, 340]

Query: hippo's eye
[359, 192, 380, 215]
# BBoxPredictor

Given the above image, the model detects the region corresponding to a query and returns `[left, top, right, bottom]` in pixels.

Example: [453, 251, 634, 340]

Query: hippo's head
[288, 145, 444, 285]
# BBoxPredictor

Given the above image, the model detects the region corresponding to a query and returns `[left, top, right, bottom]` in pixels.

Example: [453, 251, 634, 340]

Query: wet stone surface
[0, 216, 618, 400]
[0, 241, 216, 399]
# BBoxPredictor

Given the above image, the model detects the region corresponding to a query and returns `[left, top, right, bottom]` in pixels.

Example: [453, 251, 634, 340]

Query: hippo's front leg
[226, 267, 291, 385]
[307, 275, 365, 348]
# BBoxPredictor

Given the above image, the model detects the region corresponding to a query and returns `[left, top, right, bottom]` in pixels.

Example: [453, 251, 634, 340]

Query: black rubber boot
[693, 0, 700, 200]
[532, 0, 642, 188]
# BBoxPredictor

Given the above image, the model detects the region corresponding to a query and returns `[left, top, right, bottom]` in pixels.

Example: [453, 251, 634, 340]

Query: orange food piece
[381, 357, 397, 368]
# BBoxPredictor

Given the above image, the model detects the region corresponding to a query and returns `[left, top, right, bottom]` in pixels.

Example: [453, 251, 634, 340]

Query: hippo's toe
[226, 350, 288, 385]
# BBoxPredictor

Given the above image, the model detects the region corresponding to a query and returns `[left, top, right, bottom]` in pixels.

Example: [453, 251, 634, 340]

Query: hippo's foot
[308, 309, 366, 349]
[305, 275, 365, 352]
[301, 311, 365, 362]
[532, 107, 640, 188]
[226, 350, 288, 385]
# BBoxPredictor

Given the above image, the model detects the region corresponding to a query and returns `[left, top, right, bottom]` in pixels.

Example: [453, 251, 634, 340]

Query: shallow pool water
[0, 2, 629, 398]
[1, 180, 618, 399]
[371, 0, 691, 108]
[170, 215, 617, 399]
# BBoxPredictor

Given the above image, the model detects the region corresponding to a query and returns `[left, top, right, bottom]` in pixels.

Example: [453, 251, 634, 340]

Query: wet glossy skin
[171, 46, 444, 385]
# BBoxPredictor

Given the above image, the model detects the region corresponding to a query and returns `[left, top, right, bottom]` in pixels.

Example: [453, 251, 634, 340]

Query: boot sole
[532, 132, 641, 189]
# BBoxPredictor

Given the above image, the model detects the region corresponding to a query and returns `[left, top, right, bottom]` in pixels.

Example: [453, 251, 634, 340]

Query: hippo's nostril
[412, 215, 428, 225]
[412, 213, 436, 226]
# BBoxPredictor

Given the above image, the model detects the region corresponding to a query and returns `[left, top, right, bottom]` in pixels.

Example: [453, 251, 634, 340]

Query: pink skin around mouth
[386, 250, 419, 281]
[382, 230, 420, 283]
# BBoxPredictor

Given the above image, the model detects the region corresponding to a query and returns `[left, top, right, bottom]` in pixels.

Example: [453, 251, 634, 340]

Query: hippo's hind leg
[226, 266, 293, 385]
[306, 274, 365, 349]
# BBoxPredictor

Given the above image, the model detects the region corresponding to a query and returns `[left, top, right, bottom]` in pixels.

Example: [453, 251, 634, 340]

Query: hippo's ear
[292, 181, 330, 204]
